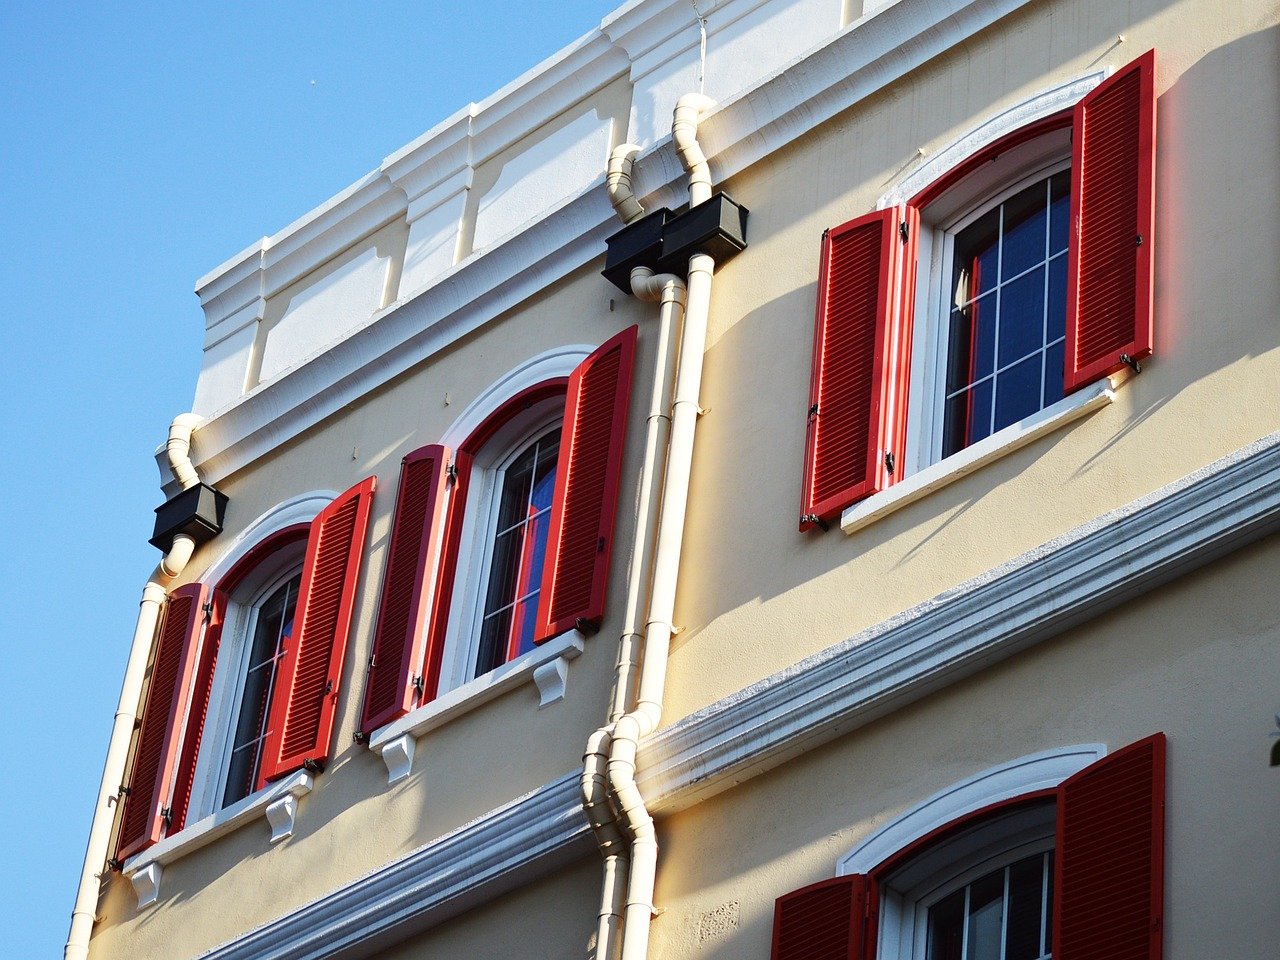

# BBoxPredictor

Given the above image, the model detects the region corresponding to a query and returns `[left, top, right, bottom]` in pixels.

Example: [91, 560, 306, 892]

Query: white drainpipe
[586, 144, 687, 960]
[65, 414, 206, 960]
[608, 92, 718, 960]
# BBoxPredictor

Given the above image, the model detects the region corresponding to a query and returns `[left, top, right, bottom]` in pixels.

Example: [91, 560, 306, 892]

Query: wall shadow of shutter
[535, 325, 638, 641]
[257, 476, 376, 788]
[360, 446, 450, 735]
[772, 874, 868, 960]
[115, 581, 207, 860]
[1066, 48, 1156, 392]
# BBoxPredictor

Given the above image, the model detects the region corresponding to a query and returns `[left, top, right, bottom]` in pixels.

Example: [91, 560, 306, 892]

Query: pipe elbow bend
[672, 94, 716, 173]
[166, 413, 205, 491]
[156, 534, 197, 582]
[607, 143, 645, 224]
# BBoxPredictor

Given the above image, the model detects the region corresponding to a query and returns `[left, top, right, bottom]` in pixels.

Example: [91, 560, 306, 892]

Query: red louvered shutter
[115, 582, 207, 861]
[534, 326, 638, 641]
[168, 588, 226, 833]
[801, 206, 915, 531]
[1054, 733, 1166, 960]
[772, 875, 869, 960]
[360, 446, 451, 734]
[257, 476, 376, 787]
[1065, 49, 1157, 392]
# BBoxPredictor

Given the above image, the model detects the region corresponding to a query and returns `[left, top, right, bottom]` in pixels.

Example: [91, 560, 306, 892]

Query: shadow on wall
[674, 18, 1280, 657]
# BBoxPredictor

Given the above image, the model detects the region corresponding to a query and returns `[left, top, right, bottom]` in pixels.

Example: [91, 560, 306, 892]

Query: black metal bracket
[801, 513, 831, 533]
[1119, 353, 1143, 374]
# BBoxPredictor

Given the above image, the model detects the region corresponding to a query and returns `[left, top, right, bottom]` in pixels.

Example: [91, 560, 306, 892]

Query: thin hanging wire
[691, 0, 709, 94]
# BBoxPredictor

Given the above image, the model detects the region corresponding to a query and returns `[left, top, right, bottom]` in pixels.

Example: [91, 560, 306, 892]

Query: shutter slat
[801, 206, 915, 530]
[257, 477, 376, 787]
[115, 582, 207, 860]
[1065, 49, 1156, 391]
[772, 875, 868, 960]
[360, 447, 451, 734]
[1054, 732, 1165, 960]
[534, 326, 638, 641]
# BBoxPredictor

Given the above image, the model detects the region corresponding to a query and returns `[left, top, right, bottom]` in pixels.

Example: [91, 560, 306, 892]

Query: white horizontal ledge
[197, 429, 1280, 960]
[842, 377, 1118, 535]
[368, 631, 585, 782]
[122, 772, 312, 907]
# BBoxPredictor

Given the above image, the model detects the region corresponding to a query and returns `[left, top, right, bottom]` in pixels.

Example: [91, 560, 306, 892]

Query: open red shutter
[1065, 49, 1156, 392]
[257, 476, 376, 787]
[360, 446, 451, 734]
[168, 588, 226, 833]
[534, 326, 638, 641]
[773, 875, 869, 960]
[1054, 733, 1165, 960]
[115, 582, 207, 861]
[801, 206, 915, 531]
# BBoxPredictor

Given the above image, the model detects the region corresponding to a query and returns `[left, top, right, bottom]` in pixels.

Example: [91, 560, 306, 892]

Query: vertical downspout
[65, 414, 205, 960]
[611, 92, 717, 960]
[587, 145, 687, 960]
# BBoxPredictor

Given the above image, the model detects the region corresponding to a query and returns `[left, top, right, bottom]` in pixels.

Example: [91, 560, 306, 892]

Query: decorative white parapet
[123, 771, 313, 908]
[370, 631, 585, 784]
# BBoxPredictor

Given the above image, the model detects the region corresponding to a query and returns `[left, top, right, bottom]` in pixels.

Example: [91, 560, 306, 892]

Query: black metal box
[602, 207, 671, 293]
[150, 482, 229, 553]
[656, 192, 748, 273]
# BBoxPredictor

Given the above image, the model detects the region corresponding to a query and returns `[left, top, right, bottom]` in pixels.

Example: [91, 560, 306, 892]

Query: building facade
[69, 0, 1280, 958]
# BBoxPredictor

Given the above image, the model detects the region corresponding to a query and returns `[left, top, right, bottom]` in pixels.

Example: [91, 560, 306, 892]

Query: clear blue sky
[0, 1, 621, 953]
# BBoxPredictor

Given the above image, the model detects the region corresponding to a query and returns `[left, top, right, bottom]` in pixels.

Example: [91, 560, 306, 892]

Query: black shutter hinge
[325, 679, 335, 695]
[1119, 353, 1142, 374]
[575, 617, 601, 636]
[808, 403, 819, 422]
[884, 451, 895, 475]
[303, 758, 326, 774]
[353, 730, 367, 744]
[446, 461, 458, 484]
[899, 220, 910, 243]
[597, 536, 606, 554]
[107, 857, 124, 872]
[202, 601, 214, 622]
[412, 675, 425, 695]
[801, 513, 830, 533]
[160, 806, 173, 826]
[117, 785, 132, 798]
[367, 654, 377, 668]
[1135, 233, 1143, 246]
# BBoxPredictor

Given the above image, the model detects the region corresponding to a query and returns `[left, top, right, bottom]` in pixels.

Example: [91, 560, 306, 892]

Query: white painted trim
[835, 744, 1105, 875]
[438, 346, 591, 449]
[368, 630, 586, 762]
[197, 431, 1280, 960]
[842, 378, 1117, 535]
[122, 772, 312, 903]
[876, 70, 1108, 210]
[166, 0, 1047, 494]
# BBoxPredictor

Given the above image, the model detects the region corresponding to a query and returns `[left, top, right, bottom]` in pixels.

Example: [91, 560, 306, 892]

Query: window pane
[495, 445, 537, 533]
[1046, 255, 1066, 344]
[994, 354, 1043, 432]
[997, 266, 1047, 369]
[1049, 170, 1070, 255]
[966, 870, 1005, 960]
[927, 887, 966, 960]
[475, 605, 511, 676]
[1001, 181, 1049, 280]
[947, 295, 997, 393]
[1006, 854, 1047, 960]
[953, 208, 1001, 304]
[532, 437, 559, 512]
[1043, 341, 1065, 409]
[482, 527, 524, 619]
[944, 378, 993, 456]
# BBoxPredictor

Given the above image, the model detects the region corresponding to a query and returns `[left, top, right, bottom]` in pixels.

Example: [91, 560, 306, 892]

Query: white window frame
[907, 152, 1074, 474]
[439, 399, 565, 692]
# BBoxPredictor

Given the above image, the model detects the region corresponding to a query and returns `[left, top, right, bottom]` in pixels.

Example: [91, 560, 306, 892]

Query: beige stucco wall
[87, 0, 1280, 956]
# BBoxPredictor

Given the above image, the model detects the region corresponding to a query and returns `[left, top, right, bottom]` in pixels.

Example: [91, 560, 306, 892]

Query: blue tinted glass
[943, 379, 994, 456]
[1049, 170, 1070, 255]
[1043, 340, 1065, 407]
[1046, 254, 1067, 344]
[1000, 181, 1049, 280]
[995, 354, 1043, 431]
[953, 207, 1000, 303]
[531, 438, 559, 512]
[997, 265, 1047, 369]
[947, 293, 998, 391]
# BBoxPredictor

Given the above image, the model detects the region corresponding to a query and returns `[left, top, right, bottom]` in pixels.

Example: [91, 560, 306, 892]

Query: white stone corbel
[266, 793, 299, 843]
[131, 862, 163, 910]
[380, 733, 417, 784]
[532, 656, 570, 708]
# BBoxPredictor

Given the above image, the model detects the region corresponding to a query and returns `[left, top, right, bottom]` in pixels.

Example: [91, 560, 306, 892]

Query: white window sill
[121, 771, 313, 909]
[367, 630, 585, 783]
[841, 376, 1122, 536]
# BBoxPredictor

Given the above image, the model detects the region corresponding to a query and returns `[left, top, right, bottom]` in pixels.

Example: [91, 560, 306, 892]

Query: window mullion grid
[1039, 179, 1052, 408]
[988, 203, 1005, 439]
[247, 577, 295, 789]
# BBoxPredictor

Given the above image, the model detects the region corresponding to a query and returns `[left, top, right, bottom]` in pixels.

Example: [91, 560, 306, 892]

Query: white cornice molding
[170, 0, 1042, 492]
[195, 431, 1280, 959]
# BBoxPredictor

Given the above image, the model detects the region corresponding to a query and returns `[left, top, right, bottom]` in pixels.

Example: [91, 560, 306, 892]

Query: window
[114, 481, 376, 863]
[770, 735, 1165, 960]
[800, 51, 1155, 531]
[358, 328, 638, 736]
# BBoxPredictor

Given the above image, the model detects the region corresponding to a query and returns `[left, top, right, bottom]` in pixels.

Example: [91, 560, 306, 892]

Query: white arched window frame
[838, 744, 1106, 960]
